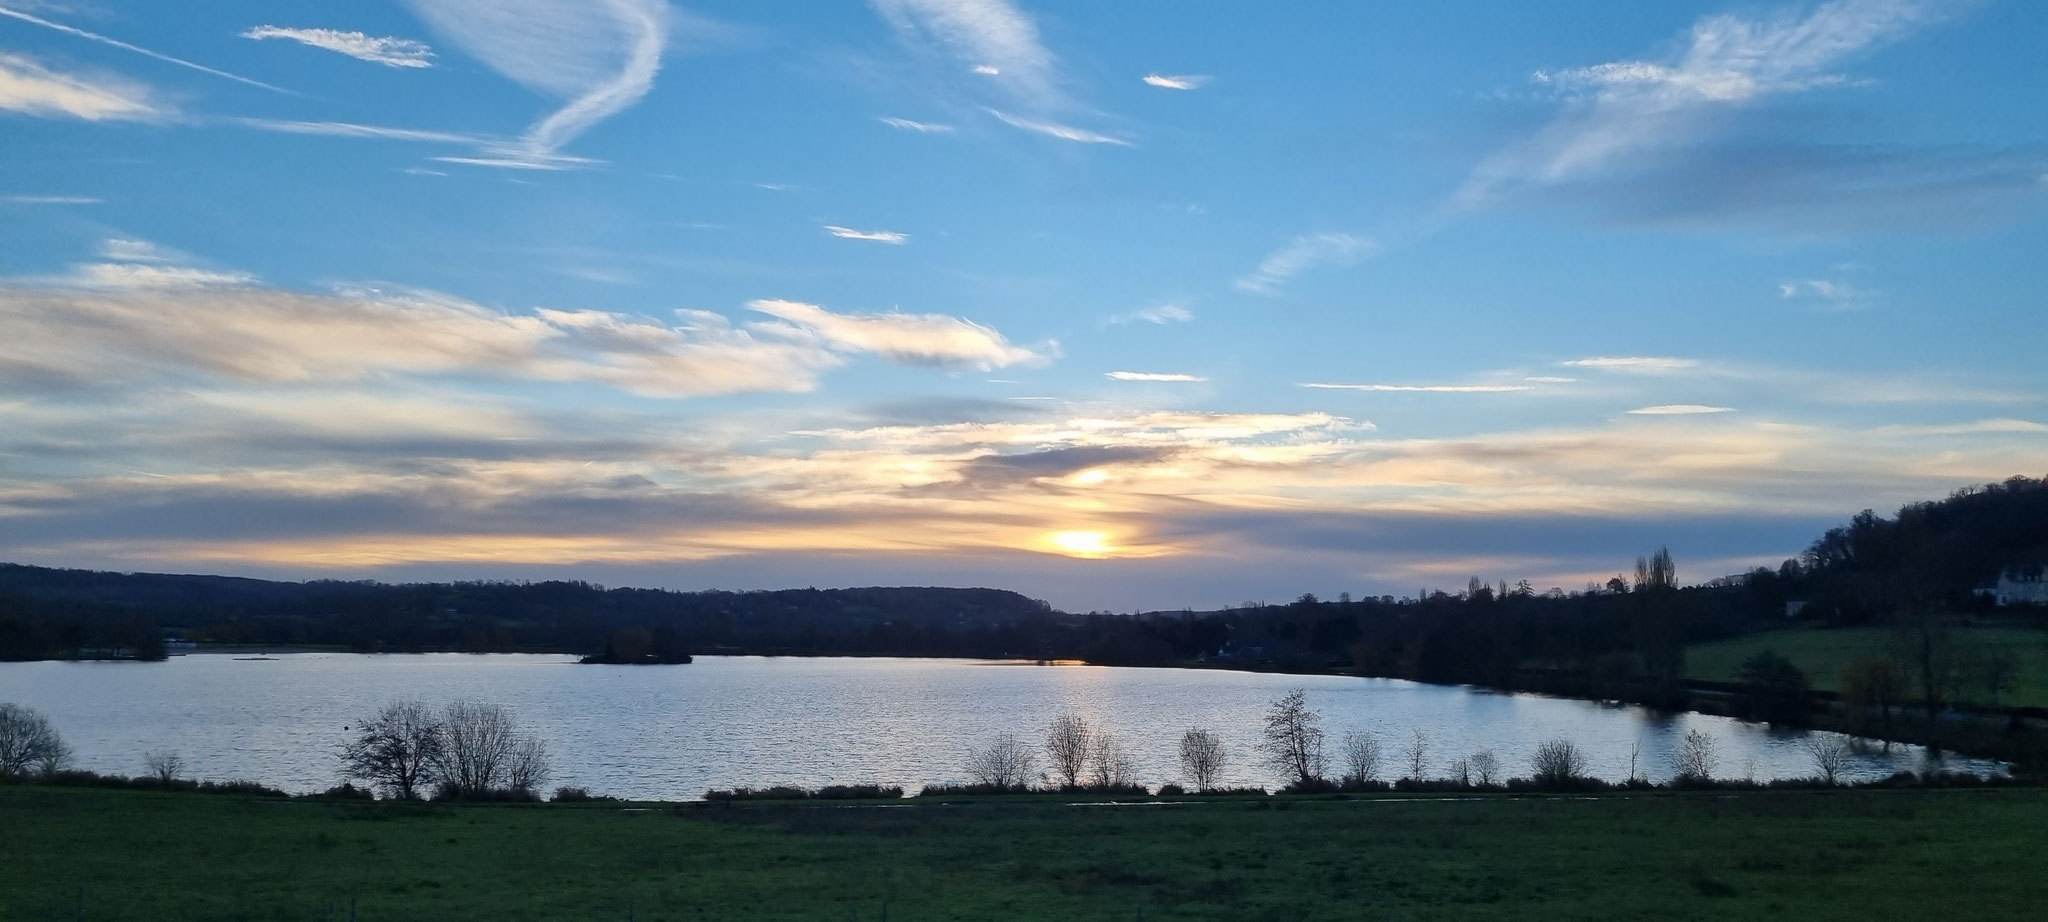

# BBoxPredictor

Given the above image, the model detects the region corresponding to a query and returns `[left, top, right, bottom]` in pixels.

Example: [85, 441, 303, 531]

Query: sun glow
[1050, 530, 1112, 557]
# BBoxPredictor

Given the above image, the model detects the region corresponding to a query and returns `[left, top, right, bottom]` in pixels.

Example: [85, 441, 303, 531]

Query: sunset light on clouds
[2, 0, 2044, 610]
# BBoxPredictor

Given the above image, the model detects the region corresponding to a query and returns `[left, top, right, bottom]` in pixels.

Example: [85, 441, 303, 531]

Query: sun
[1050, 530, 1112, 558]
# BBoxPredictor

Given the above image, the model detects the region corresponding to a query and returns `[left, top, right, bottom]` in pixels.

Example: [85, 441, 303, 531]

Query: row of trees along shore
[0, 700, 572, 802]
[943, 690, 1876, 796]
[0, 693, 2015, 802]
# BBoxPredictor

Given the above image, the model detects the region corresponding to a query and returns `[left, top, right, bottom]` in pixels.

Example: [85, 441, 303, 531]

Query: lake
[0, 654, 1997, 799]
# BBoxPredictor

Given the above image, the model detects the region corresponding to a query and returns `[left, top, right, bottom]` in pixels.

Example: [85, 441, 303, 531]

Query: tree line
[0, 694, 2005, 802]
[952, 689, 1885, 795]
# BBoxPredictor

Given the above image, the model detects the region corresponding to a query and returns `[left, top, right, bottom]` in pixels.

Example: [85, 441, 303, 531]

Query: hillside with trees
[2, 477, 2043, 708]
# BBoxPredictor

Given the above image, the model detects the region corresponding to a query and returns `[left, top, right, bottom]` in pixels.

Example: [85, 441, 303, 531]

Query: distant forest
[4, 476, 2045, 698]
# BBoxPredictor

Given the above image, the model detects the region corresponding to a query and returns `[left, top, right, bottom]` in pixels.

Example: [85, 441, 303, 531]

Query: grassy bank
[1685, 626, 2048, 709]
[4, 786, 2045, 920]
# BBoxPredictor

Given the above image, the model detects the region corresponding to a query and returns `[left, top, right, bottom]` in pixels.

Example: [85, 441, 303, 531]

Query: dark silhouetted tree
[1257, 689, 1326, 787]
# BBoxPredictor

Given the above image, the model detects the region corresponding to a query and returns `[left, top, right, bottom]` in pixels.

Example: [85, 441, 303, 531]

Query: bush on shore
[705, 783, 906, 802]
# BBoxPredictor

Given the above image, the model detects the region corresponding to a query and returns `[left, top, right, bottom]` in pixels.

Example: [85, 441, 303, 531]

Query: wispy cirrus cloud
[0, 52, 162, 121]
[823, 225, 910, 244]
[1562, 356, 1701, 374]
[1454, 0, 2043, 232]
[1464, 0, 1953, 205]
[1234, 233, 1375, 295]
[1141, 73, 1208, 90]
[233, 118, 484, 145]
[404, 0, 670, 168]
[1303, 383, 1534, 393]
[747, 298, 1047, 369]
[1, 194, 100, 205]
[241, 26, 435, 68]
[1627, 404, 1737, 415]
[872, 0, 1057, 104]
[0, 5, 288, 93]
[872, 1, 1132, 148]
[1107, 371, 1206, 383]
[984, 108, 1130, 146]
[878, 116, 954, 133]
[1778, 278, 1873, 309]
[43, 263, 256, 290]
[1105, 303, 1192, 326]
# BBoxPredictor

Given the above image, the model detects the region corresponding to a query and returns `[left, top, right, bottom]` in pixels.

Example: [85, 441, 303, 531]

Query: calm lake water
[0, 654, 1998, 799]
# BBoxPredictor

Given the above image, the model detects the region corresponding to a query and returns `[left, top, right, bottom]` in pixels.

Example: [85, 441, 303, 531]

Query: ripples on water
[0, 654, 1998, 800]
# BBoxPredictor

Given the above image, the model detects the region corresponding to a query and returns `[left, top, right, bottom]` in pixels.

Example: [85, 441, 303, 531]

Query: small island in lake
[578, 626, 693, 664]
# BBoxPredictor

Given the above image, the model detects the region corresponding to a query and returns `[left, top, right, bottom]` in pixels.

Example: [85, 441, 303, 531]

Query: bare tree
[507, 736, 552, 794]
[1805, 735, 1853, 785]
[1087, 732, 1136, 789]
[0, 703, 69, 778]
[1672, 729, 1719, 782]
[1530, 738, 1588, 785]
[1177, 729, 1226, 791]
[964, 732, 1036, 789]
[1405, 729, 1429, 780]
[340, 700, 445, 800]
[1470, 749, 1500, 786]
[434, 701, 519, 796]
[1339, 731, 1381, 785]
[1626, 737, 1643, 783]
[1449, 757, 1471, 786]
[1044, 714, 1094, 789]
[1976, 647, 2018, 707]
[143, 750, 185, 784]
[1257, 689, 1326, 787]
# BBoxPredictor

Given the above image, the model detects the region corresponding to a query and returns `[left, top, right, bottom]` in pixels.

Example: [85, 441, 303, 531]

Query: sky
[1, 0, 2044, 612]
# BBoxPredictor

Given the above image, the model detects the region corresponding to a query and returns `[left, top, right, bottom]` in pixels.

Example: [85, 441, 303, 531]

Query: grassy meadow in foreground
[1685, 626, 2048, 709]
[3, 786, 2046, 921]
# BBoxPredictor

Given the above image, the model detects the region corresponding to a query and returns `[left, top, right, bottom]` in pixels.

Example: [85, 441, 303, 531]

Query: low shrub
[550, 786, 617, 802]
[915, 782, 1035, 797]
[1505, 775, 1614, 793]
[1155, 783, 1186, 796]
[1189, 785, 1267, 797]
[316, 782, 377, 801]
[813, 783, 905, 800]
[704, 785, 811, 802]
[431, 782, 541, 802]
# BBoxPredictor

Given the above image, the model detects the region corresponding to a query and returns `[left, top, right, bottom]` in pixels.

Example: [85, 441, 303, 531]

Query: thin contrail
[0, 6, 291, 94]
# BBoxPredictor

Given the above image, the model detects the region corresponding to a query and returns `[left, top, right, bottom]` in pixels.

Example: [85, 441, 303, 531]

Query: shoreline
[10, 647, 2039, 768]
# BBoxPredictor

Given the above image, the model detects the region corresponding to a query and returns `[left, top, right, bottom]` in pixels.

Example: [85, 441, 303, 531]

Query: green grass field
[1686, 626, 2048, 709]
[4, 786, 2046, 920]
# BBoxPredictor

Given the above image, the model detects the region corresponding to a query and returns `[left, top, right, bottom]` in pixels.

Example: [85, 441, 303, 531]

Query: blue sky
[1, 0, 2044, 610]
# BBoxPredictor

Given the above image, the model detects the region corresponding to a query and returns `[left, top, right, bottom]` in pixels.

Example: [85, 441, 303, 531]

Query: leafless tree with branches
[1340, 731, 1381, 785]
[1530, 738, 1588, 784]
[1470, 749, 1500, 785]
[1044, 714, 1094, 789]
[964, 732, 1036, 789]
[1257, 689, 1327, 787]
[340, 699, 445, 800]
[1806, 735, 1853, 785]
[0, 703, 69, 778]
[1672, 729, 1719, 782]
[1088, 731, 1137, 789]
[1178, 729, 1226, 790]
[144, 750, 185, 784]
[434, 701, 520, 796]
[1406, 729, 1429, 780]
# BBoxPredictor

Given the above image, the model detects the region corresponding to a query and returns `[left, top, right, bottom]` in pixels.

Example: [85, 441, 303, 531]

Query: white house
[1992, 568, 2048, 606]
